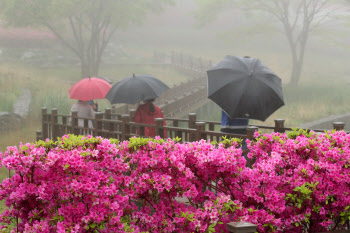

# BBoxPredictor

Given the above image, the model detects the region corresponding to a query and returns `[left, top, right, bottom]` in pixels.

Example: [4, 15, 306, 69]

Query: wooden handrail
[37, 107, 348, 142]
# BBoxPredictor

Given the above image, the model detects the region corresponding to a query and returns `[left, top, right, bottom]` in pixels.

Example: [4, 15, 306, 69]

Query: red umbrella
[68, 77, 112, 101]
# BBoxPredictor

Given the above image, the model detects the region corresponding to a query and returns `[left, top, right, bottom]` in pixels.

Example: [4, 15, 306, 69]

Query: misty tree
[195, 0, 340, 86]
[0, 0, 173, 78]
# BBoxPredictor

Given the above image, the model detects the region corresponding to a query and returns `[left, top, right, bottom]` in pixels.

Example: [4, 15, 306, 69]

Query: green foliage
[35, 138, 56, 150]
[286, 182, 319, 209]
[222, 199, 240, 213]
[207, 222, 217, 233]
[340, 205, 350, 225]
[211, 136, 242, 148]
[57, 134, 105, 150]
[126, 136, 181, 152]
[127, 137, 155, 152]
[287, 128, 314, 139]
[285, 182, 319, 227]
[180, 211, 195, 222]
[0, 214, 18, 233]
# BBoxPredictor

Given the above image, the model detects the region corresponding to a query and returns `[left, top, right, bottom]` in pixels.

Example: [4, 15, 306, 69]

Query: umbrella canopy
[106, 74, 169, 105]
[207, 55, 284, 121]
[68, 77, 112, 101]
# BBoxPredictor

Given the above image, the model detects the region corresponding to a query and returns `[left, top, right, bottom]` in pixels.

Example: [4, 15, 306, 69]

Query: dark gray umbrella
[207, 55, 284, 121]
[106, 74, 169, 104]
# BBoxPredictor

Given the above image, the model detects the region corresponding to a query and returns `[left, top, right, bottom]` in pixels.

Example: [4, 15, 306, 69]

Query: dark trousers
[220, 128, 247, 135]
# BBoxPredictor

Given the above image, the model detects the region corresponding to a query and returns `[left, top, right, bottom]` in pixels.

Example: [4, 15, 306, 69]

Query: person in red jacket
[134, 99, 167, 138]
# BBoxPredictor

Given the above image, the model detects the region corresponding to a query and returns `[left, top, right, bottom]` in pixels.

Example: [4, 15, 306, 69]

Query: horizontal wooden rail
[38, 108, 347, 144]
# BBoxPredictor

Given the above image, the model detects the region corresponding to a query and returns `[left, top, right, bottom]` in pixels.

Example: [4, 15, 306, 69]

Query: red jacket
[134, 102, 166, 138]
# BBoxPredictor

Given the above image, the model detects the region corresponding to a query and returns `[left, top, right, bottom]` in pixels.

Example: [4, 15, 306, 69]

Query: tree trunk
[91, 55, 101, 77]
[289, 59, 303, 87]
[287, 44, 302, 87]
[81, 61, 91, 78]
[289, 29, 308, 87]
[80, 57, 100, 78]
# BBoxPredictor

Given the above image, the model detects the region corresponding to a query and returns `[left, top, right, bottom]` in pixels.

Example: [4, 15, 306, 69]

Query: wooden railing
[37, 107, 347, 144]
[37, 108, 250, 143]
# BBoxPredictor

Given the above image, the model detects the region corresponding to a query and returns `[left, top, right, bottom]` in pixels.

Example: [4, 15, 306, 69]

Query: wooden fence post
[71, 111, 79, 136]
[121, 115, 130, 141]
[94, 112, 103, 137]
[155, 118, 165, 138]
[111, 105, 116, 118]
[104, 108, 111, 133]
[274, 119, 285, 133]
[195, 122, 206, 141]
[333, 122, 345, 131]
[172, 119, 182, 139]
[188, 113, 197, 141]
[129, 109, 136, 122]
[36, 130, 42, 141]
[129, 109, 137, 135]
[41, 107, 48, 140]
[62, 116, 67, 125]
[208, 123, 215, 131]
[51, 108, 58, 140]
[226, 222, 257, 233]
[105, 108, 111, 120]
[246, 126, 258, 168]
[247, 126, 258, 141]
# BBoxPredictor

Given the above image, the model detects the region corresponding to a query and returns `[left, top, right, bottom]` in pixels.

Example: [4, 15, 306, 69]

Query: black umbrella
[207, 55, 284, 121]
[106, 74, 169, 104]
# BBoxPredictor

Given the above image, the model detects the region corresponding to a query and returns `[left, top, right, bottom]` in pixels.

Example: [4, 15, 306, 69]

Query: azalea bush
[0, 130, 349, 233]
[0, 135, 243, 233]
[238, 129, 350, 232]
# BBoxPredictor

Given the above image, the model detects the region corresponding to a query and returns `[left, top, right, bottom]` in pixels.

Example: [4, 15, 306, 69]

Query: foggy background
[0, 0, 350, 148]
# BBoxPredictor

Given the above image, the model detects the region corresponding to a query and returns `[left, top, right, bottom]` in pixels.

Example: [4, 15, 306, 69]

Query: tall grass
[0, 72, 24, 112]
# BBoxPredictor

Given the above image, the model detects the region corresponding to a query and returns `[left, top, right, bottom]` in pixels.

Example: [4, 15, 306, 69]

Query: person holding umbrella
[70, 100, 95, 128]
[220, 110, 248, 153]
[68, 77, 112, 130]
[105, 74, 169, 105]
[134, 98, 166, 138]
[207, 55, 284, 157]
[86, 100, 98, 112]
[85, 77, 112, 112]
[220, 110, 248, 135]
[105, 74, 169, 138]
[207, 55, 284, 122]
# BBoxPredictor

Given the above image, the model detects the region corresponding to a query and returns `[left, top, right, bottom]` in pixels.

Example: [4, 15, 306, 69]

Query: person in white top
[70, 100, 95, 128]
